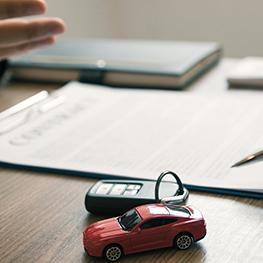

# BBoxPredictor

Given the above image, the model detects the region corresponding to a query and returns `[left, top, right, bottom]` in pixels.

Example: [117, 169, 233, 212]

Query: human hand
[0, 0, 65, 59]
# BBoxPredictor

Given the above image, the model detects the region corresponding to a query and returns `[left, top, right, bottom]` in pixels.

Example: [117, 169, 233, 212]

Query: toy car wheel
[104, 245, 122, 262]
[175, 233, 193, 250]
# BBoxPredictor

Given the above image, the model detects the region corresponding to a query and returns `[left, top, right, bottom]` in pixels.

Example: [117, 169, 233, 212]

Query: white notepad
[228, 57, 263, 87]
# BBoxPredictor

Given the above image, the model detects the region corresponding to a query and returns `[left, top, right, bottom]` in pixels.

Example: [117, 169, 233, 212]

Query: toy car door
[129, 218, 171, 253]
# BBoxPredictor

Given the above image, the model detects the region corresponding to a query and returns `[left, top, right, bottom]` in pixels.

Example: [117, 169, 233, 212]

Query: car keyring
[85, 170, 190, 216]
[155, 170, 189, 205]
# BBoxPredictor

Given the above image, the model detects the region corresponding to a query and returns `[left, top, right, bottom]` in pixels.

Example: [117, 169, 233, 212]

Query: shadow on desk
[81, 243, 206, 263]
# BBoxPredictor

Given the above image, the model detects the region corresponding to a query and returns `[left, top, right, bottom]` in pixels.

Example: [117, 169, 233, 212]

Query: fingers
[0, 0, 65, 59]
[0, 0, 46, 19]
[0, 36, 55, 59]
[0, 17, 65, 47]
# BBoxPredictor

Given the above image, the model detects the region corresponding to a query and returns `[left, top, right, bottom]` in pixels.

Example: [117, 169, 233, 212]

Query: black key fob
[85, 171, 189, 216]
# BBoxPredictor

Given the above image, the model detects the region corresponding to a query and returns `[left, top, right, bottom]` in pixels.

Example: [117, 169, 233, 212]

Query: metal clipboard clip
[0, 90, 65, 135]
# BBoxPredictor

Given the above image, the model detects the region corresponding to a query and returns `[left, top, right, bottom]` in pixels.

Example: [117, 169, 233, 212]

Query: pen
[0, 91, 64, 135]
[0, 90, 48, 121]
[231, 149, 263, 167]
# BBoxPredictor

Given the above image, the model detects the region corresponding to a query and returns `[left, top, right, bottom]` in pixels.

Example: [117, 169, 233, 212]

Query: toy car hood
[84, 217, 123, 240]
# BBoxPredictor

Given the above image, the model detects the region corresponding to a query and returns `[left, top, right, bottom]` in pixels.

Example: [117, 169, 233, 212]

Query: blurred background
[46, 0, 263, 57]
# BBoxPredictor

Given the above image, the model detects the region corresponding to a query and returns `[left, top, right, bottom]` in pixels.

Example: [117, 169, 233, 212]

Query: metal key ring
[155, 170, 186, 202]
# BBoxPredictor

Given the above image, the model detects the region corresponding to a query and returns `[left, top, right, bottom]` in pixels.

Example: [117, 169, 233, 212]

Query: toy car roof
[136, 203, 191, 219]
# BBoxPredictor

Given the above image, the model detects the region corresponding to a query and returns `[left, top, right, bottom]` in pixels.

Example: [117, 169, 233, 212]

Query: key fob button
[96, 183, 113, 194]
[123, 189, 138, 196]
[110, 184, 127, 195]
[127, 184, 141, 190]
[134, 185, 141, 190]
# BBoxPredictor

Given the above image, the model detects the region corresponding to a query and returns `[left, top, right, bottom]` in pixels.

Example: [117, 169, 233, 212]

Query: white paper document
[0, 82, 262, 195]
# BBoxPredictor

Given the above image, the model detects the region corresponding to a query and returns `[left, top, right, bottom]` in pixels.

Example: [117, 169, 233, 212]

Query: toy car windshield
[118, 209, 142, 231]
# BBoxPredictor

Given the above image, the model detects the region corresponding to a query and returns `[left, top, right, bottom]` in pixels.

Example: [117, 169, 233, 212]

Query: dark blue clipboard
[0, 160, 262, 199]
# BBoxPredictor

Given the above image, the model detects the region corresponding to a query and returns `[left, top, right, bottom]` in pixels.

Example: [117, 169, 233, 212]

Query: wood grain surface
[0, 61, 263, 263]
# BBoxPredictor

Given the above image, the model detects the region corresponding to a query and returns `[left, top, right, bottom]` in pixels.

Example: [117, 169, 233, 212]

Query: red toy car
[83, 203, 206, 262]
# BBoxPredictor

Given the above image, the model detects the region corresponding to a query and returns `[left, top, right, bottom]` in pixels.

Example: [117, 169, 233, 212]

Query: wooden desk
[0, 59, 262, 263]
